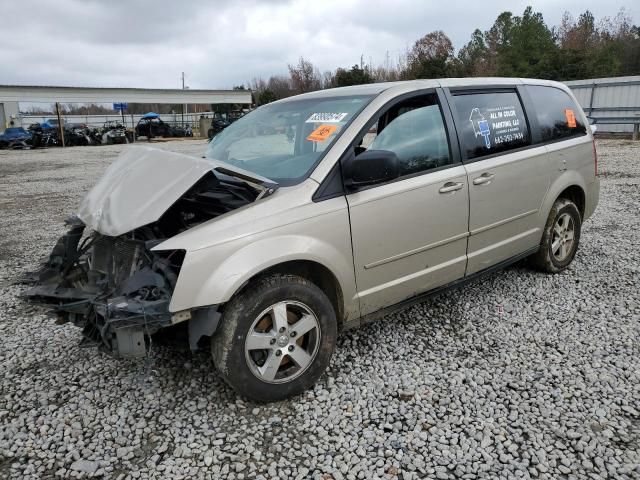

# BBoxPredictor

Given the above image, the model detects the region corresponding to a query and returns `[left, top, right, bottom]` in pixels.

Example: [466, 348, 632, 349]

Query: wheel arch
[557, 184, 586, 219]
[540, 172, 587, 226]
[238, 260, 346, 328]
[169, 234, 358, 324]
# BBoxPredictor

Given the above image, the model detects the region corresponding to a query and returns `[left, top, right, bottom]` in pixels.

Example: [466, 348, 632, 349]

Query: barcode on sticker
[306, 113, 348, 123]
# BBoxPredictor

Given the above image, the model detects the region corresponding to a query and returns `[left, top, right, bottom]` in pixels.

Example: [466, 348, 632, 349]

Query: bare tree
[403, 31, 455, 79]
[267, 75, 293, 99]
[321, 71, 335, 89]
[288, 57, 322, 94]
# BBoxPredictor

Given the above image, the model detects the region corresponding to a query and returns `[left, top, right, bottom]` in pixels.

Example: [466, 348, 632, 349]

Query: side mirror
[343, 149, 400, 191]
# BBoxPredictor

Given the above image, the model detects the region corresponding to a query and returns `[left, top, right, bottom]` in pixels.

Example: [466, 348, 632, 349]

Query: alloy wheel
[551, 212, 575, 262]
[244, 301, 321, 384]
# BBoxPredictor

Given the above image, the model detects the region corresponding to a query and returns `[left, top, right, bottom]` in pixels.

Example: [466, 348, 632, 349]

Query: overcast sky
[1, 0, 637, 90]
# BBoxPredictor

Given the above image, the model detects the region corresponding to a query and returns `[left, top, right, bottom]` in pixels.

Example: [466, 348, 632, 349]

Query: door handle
[439, 181, 464, 194]
[473, 172, 495, 185]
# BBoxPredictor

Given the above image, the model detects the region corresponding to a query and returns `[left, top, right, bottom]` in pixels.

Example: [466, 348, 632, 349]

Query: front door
[345, 92, 470, 316]
[446, 88, 550, 275]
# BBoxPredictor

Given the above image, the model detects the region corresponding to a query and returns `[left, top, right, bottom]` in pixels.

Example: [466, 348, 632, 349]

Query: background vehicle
[23, 78, 599, 402]
[135, 112, 173, 139]
[65, 123, 93, 146]
[100, 120, 128, 144]
[28, 124, 59, 148]
[0, 127, 32, 149]
[207, 118, 230, 139]
[40, 118, 66, 131]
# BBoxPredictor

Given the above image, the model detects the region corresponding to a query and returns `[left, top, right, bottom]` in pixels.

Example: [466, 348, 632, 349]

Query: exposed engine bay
[21, 148, 275, 357]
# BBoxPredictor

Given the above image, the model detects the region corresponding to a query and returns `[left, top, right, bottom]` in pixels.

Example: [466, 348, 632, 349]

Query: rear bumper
[584, 177, 600, 221]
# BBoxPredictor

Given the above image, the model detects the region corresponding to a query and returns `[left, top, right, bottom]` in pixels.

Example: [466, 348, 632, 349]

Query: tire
[530, 197, 582, 273]
[211, 274, 337, 402]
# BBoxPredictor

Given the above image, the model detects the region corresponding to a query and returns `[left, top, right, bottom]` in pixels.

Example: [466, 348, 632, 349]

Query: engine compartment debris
[21, 148, 264, 356]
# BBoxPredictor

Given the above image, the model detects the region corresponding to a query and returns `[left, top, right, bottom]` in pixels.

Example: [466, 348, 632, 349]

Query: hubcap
[551, 212, 575, 262]
[244, 301, 321, 384]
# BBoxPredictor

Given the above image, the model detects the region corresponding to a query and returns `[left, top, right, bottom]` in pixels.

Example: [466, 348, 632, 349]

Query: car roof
[276, 77, 569, 102]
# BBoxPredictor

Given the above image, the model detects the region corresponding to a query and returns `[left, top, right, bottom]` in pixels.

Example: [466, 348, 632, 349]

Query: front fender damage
[22, 216, 184, 357]
[21, 147, 272, 357]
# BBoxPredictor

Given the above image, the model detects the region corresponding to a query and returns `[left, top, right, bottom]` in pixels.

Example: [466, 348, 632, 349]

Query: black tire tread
[530, 197, 582, 273]
[211, 274, 337, 402]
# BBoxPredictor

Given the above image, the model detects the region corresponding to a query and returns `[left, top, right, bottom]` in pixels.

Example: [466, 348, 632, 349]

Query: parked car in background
[135, 112, 173, 139]
[23, 78, 599, 402]
[65, 123, 93, 147]
[41, 118, 66, 131]
[0, 127, 32, 149]
[100, 120, 128, 145]
[28, 124, 59, 148]
[207, 118, 230, 139]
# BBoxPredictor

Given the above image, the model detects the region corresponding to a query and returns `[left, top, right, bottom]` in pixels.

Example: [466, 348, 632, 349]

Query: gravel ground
[0, 139, 639, 480]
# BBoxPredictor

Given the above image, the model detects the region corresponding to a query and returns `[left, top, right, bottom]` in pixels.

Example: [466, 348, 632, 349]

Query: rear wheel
[211, 274, 337, 402]
[531, 197, 581, 273]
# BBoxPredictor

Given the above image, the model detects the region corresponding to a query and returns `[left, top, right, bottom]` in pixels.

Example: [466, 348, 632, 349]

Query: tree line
[249, 6, 640, 105]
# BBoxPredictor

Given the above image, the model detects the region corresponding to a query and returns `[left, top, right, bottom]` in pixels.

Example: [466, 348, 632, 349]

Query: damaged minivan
[23, 78, 599, 401]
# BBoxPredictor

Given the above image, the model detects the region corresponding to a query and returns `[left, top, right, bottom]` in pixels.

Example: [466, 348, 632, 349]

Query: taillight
[592, 139, 598, 177]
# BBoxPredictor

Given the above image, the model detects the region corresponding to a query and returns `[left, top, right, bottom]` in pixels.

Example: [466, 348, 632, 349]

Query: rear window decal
[306, 113, 348, 123]
[565, 109, 577, 128]
[307, 124, 338, 142]
[454, 92, 529, 159]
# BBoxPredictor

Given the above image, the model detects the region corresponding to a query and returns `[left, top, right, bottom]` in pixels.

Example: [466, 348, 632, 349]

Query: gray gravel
[1, 139, 639, 479]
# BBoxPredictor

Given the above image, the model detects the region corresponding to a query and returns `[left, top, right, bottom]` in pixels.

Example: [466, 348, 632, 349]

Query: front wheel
[211, 274, 337, 402]
[531, 197, 582, 273]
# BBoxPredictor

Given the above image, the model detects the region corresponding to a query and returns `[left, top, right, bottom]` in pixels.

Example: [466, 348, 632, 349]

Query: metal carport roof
[0, 85, 252, 104]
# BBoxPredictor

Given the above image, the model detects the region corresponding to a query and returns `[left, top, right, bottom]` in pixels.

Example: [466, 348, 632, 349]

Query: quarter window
[526, 85, 587, 142]
[452, 91, 530, 160]
[355, 94, 452, 176]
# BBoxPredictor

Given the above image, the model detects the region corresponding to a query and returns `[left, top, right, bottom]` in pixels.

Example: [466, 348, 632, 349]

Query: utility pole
[55, 102, 65, 148]
[181, 72, 186, 128]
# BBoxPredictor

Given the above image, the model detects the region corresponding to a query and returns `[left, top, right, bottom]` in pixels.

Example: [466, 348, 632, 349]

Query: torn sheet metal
[77, 147, 214, 237]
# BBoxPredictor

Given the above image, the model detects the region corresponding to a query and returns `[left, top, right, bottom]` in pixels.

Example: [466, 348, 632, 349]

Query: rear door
[345, 90, 470, 315]
[524, 85, 592, 187]
[445, 87, 550, 275]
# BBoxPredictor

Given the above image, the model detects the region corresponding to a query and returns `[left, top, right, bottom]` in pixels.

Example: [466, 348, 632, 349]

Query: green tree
[494, 7, 558, 78]
[484, 11, 515, 75]
[333, 65, 374, 87]
[256, 89, 277, 105]
[458, 29, 490, 76]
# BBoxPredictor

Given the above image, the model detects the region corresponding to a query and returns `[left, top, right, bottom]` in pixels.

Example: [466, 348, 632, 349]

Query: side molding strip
[343, 246, 539, 330]
[470, 209, 538, 236]
[364, 232, 469, 270]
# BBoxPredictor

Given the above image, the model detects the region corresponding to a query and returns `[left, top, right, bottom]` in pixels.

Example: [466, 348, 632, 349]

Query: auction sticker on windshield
[306, 113, 348, 123]
[307, 125, 337, 142]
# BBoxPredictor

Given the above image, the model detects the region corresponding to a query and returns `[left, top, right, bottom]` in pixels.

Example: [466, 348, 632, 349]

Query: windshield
[205, 95, 373, 185]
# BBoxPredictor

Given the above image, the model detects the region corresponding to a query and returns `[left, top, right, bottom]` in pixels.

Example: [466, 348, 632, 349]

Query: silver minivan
[24, 78, 599, 401]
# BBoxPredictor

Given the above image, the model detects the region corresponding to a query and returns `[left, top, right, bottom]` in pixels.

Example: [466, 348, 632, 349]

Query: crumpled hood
[77, 146, 214, 236]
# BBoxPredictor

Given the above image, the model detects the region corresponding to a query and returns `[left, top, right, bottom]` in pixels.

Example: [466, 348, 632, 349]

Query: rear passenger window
[526, 85, 587, 142]
[452, 91, 530, 160]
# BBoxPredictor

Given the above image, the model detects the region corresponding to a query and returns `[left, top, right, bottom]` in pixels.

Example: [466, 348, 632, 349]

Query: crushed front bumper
[21, 218, 183, 357]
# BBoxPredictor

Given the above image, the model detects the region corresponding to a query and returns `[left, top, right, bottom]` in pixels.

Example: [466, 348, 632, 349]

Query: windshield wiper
[212, 166, 278, 199]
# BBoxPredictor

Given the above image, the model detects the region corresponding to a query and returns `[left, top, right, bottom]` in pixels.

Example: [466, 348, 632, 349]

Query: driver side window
[356, 94, 452, 176]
